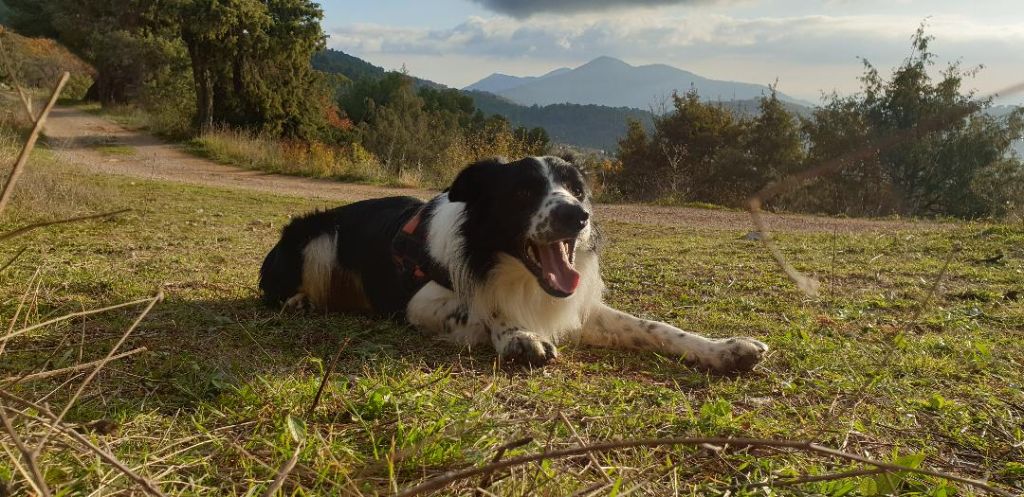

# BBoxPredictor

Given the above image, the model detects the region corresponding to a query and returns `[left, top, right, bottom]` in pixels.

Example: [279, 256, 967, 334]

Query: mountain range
[313, 50, 821, 151]
[465, 56, 808, 110]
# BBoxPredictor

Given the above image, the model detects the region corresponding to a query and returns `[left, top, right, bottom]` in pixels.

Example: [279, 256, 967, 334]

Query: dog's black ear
[448, 158, 500, 203]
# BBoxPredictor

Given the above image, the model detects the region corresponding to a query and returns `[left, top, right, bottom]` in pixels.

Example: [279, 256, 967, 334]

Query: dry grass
[188, 127, 401, 186]
[0, 110, 111, 223]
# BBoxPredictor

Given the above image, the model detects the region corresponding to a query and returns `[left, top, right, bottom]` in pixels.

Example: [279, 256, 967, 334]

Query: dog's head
[448, 156, 594, 298]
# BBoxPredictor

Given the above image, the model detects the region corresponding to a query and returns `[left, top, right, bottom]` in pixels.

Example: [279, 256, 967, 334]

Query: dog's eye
[570, 186, 585, 198]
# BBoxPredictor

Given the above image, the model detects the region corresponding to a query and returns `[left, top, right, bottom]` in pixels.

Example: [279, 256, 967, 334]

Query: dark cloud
[469, 0, 703, 18]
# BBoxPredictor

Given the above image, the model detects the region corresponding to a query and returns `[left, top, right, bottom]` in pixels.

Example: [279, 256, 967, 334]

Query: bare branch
[32, 291, 163, 457]
[0, 246, 28, 274]
[0, 398, 50, 497]
[307, 338, 350, 419]
[261, 443, 303, 497]
[0, 71, 70, 215]
[559, 412, 614, 484]
[0, 391, 166, 497]
[0, 209, 131, 243]
[2, 347, 147, 386]
[1, 294, 153, 345]
[0, 267, 38, 359]
[395, 436, 1014, 497]
[476, 437, 534, 496]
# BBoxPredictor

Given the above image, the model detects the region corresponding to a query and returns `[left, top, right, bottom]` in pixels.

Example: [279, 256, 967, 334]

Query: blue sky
[322, 1, 1024, 104]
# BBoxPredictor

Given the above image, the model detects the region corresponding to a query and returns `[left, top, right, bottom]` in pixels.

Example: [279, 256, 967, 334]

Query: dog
[259, 156, 767, 372]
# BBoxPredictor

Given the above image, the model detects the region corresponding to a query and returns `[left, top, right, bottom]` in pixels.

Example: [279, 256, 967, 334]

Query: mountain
[313, 50, 810, 151]
[468, 90, 655, 151]
[312, 49, 444, 89]
[465, 67, 572, 94]
[312, 49, 385, 81]
[469, 56, 807, 111]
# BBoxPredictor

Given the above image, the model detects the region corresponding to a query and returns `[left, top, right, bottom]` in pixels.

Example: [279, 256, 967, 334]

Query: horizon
[323, 0, 1024, 106]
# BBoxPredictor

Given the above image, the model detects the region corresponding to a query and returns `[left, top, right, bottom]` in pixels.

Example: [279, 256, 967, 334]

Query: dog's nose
[552, 203, 590, 234]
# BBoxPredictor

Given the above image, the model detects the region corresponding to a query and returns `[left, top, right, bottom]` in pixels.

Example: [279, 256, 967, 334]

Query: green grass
[1, 149, 1023, 496]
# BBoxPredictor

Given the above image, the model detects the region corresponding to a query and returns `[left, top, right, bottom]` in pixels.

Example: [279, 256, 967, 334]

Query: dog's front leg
[406, 283, 489, 346]
[487, 314, 558, 367]
[581, 303, 768, 373]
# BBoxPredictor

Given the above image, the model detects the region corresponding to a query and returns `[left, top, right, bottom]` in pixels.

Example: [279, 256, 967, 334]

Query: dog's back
[259, 196, 424, 314]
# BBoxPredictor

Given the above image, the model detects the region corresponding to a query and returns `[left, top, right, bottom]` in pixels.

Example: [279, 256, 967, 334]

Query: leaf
[608, 477, 623, 497]
[286, 414, 307, 443]
[894, 452, 926, 469]
[859, 476, 879, 496]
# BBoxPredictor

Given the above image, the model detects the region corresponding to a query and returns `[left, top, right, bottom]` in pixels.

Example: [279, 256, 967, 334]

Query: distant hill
[315, 50, 811, 151]
[465, 67, 571, 94]
[468, 90, 655, 151]
[312, 48, 443, 89]
[311, 49, 385, 81]
[468, 56, 809, 110]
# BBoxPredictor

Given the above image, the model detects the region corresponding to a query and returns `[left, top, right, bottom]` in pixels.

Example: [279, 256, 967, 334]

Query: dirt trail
[44, 105, 943, 233]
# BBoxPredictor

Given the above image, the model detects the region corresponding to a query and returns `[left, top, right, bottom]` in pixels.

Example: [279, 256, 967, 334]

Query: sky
[323, 0, 1024, 105]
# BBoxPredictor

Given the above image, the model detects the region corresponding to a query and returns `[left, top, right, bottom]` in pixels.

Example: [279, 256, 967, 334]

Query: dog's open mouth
[524, 238, 579, 297]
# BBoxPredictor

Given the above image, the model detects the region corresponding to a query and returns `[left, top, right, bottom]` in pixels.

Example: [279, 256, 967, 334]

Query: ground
[0, 105, 1022, 496]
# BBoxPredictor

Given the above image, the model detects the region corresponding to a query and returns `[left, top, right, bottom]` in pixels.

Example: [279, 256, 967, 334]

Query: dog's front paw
[705, 337, 768, 373]
[283, 293, 311, 312]
[501, 333, 558, 367]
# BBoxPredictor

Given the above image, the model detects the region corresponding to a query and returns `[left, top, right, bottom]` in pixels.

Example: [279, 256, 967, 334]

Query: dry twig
[1, 294, 153, 345]
[0, 71, 69, 215]
[0, 208, 131, 243]
[0, 246, 27, 273]
[261, 444, 303, 497]
[32, 290, 163, 457]
[395, 436, 1013, 497]
[475, 437, 534, 496]
[307, 337, 351, 418]
[0, 391, 166, 497]
[1, 346, 147, 386]
[0, 398, 50, 497]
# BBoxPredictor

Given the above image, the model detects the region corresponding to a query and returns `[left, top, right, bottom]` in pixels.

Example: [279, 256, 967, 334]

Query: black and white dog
[259, 156, 767, 372]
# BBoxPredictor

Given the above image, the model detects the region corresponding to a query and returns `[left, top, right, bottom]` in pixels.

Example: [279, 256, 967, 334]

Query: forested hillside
[468, 90, 655, 151]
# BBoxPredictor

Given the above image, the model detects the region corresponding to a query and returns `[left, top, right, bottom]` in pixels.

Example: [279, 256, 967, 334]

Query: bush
[0, 28, 95, 99]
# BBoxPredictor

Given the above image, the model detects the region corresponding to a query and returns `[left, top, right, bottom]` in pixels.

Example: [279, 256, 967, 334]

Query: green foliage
[469, 90, 657, 151]
[0, 28, 94, 99]
[613, 25, 1024, 219]
[312, 47, 386, 82]
[614, 88, 791, 204]
[339, 72, 549, 186]
[5, 0, 331, 140]
[179, 0, 330, 139]
[789, 25, 1024, 218]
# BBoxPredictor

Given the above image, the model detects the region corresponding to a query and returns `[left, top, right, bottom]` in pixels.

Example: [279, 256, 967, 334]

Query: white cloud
[328, 13, 1024, 103]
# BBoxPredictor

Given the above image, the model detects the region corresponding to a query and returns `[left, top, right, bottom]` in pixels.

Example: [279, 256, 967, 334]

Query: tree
[613, 89, 747, 202]
[4, 0, 185, 104]
[794, 24, 1024, 218]
[178, 0, 328, 138]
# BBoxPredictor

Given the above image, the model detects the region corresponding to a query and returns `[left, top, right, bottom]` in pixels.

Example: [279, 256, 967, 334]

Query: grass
[185, 128, 410, 188]
[2, 129, 1023, 495]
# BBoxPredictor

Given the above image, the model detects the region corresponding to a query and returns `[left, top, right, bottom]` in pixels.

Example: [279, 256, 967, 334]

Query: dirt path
[44, 105, 943, 233]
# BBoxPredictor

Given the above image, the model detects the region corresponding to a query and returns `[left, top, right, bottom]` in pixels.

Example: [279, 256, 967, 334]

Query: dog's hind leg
[407, 282, 489, 347]
[580, 303, 768, 373]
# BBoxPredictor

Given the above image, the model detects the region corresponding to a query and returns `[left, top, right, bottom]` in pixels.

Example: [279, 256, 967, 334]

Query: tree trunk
[185, 37, 214, 133]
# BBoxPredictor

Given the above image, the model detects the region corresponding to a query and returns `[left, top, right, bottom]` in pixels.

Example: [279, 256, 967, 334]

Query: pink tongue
[536, 242, 580, 294]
